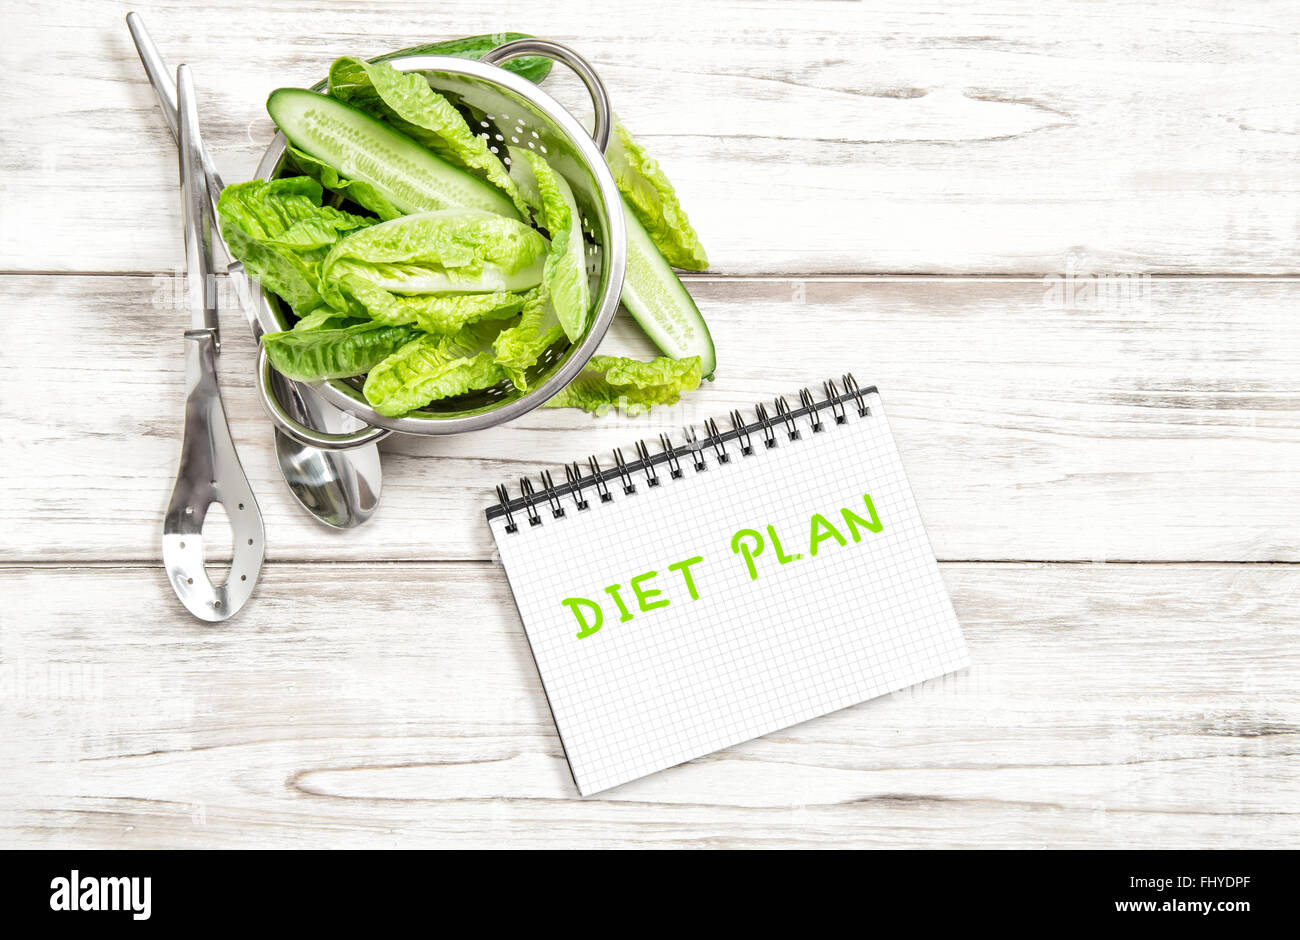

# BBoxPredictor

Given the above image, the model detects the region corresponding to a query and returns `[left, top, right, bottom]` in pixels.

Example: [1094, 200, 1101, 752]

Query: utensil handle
[126, 13, 226, 206]
[177, 65, 220, 339]
[481, 39, 613, 153]
[256, 347, 394, 450]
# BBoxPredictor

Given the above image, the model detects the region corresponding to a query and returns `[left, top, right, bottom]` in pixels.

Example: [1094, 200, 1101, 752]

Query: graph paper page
[488, 390, 968, 795]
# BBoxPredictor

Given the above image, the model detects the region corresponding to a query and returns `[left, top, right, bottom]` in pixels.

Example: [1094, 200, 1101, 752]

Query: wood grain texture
[4, 0, 1299, 274]
[4, 274, 1297, 563]
[1, 562, 1296, 848]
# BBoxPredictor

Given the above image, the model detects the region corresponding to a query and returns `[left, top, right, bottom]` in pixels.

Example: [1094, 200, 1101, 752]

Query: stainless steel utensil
[249, 41, 628, 446]
[162, 65, 265, 622]
[127, 11, 387, 527]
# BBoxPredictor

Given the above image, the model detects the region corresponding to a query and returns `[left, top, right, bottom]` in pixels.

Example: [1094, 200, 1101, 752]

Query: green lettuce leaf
[507, 147, 542, 211]
[514, 151, 590, 341]
[362, 320, 506, 416]
[217, 177, 374, 315]
[371, 34, 553, 85]
[321, 209, 548, 296]
[263, 321, 419, 381]
[331, 274, 528, 334]
[291, 308, 365, 331]
[493, 289, 566, 390]
[544, 355, 702, 415]
[327, 56, 529, 217]
[607, 122, 708, 271]
[287, 145, 403, 221]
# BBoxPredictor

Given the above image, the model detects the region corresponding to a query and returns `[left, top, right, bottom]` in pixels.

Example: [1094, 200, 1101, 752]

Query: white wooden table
[2, 0, 1298, 848]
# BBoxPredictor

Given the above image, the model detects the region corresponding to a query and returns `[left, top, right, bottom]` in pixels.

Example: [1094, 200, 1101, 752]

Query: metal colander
[250, 40, 627, 448]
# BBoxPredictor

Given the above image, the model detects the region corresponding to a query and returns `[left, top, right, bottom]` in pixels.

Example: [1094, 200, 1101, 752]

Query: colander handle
[256, 347, 394, 450]
[480, 39, 613, 152]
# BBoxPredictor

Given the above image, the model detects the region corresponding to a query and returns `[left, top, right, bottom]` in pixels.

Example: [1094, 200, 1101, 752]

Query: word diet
[561, 493, 883, 640]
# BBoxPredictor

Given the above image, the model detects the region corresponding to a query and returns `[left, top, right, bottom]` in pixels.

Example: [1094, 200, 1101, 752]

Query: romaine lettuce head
[607, 122, 708, 271]
[493, 289, 566, 391]
[543, 355, 702, 415]
[331, 273, 528, 334]
[217, 177, 374, 315]
[515, 151, 590, 342]
[362, 319, 506, 417]
[328, 56, 530, 218]
[321, 209, 548, 296]
[262, 321, 418, 382]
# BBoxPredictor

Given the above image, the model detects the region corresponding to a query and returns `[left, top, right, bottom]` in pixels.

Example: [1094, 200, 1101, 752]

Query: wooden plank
[4, 1, 1299, 274]
[1, 562, 1296, 848]
[3, 274, 1297, 563]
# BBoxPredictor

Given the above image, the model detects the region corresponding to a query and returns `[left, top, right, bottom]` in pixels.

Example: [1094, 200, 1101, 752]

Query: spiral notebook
[487, 376, 968, 795]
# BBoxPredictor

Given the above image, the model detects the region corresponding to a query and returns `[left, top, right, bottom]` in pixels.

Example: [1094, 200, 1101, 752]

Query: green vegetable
[216, 177, 373, 315]
[291, 308, 363, 331]
[332, 274, 529, 334]
[371, 34, 553, 85]
[507, 149, 543, 210]
[291, 310, 336, 331]
[620, 209, 717, 378]
[362, 320, 505, 416]
[227, 41, 719, 419]
[607, 122, 708, 271]
[320, 209, 548, 295]
[514, 150, 590, 340]
[493, 289, 566, 390]
[287, 145, 403, 221]
[543, 355, 703, 415]
[267, 88, 520, 219]
[328, 57, 530, 217]
[263, 321, 419, 381]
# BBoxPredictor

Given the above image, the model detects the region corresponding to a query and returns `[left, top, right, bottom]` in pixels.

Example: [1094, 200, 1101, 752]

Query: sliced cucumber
[619, 204, 716, 378]
[267, 88, 520, 220]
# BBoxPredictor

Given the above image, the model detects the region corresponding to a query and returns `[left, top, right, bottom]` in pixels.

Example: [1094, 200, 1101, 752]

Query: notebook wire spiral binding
[488, 374, 878, 534]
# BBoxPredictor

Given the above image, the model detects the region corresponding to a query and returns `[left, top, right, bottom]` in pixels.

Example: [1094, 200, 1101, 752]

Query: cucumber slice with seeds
[267, 88, 520, 220]
[619, 205, 716, 379]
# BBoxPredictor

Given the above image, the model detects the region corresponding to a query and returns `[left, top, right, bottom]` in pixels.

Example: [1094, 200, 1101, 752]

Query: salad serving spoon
[128, 12, 388, 529]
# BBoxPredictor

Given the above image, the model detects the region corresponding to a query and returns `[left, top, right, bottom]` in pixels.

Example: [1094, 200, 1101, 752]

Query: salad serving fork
[161, 65, 265, 621]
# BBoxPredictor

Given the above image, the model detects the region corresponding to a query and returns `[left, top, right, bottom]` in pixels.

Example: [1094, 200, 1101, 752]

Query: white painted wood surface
[2, 0, 1298, 848]
[4, 274, 1299, 563]
[4, 0, 1300, 274]
[3, 563, 1297, 848]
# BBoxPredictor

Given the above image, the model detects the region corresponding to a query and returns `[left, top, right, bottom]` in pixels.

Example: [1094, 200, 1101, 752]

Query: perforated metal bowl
[250, 40, 626, 448]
